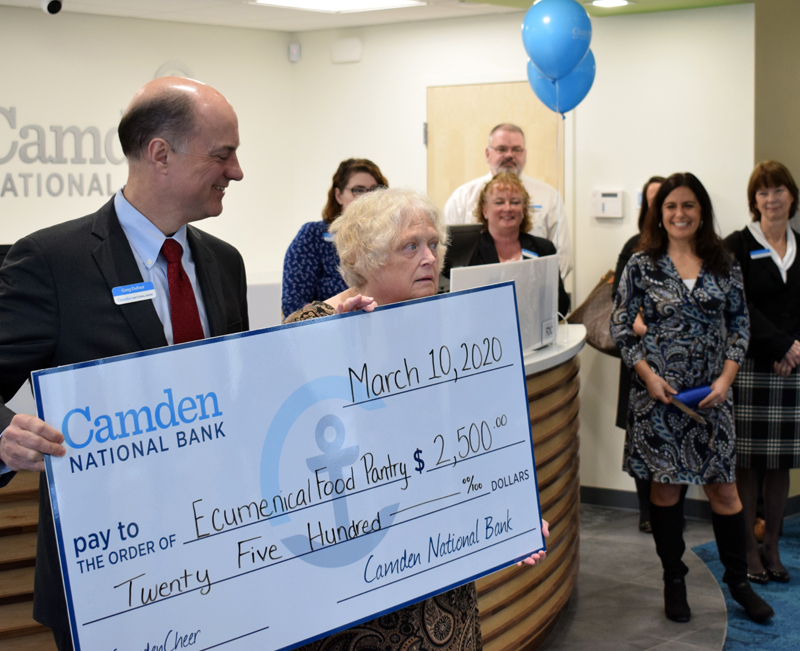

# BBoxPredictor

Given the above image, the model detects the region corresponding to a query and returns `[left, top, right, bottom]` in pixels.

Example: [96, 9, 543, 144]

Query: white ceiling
[0, 0, 521, 32]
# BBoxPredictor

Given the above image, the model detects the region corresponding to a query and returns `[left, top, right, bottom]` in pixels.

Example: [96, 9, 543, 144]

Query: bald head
[118, 77, 230, 160]
[118, 77, 243, 233]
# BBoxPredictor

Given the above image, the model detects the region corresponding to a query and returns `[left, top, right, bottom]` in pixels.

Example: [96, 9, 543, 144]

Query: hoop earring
[659, 220, 665, 229]
[699, 219, 704, 228]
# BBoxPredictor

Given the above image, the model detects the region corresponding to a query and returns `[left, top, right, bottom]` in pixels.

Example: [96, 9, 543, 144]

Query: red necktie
[161, 239, 204, 344]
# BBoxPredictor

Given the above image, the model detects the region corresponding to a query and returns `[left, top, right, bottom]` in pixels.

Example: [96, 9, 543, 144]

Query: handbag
[567, 269, 620, 357]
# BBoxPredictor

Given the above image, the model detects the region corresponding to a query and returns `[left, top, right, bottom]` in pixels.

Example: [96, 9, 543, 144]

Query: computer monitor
[438, 223, 483, 293]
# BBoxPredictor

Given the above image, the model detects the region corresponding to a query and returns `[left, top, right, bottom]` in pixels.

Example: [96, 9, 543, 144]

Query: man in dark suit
[0, 76, 248, 650]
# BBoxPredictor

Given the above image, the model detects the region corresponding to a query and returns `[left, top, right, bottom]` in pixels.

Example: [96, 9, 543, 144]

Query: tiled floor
[539, 505, 727, 651]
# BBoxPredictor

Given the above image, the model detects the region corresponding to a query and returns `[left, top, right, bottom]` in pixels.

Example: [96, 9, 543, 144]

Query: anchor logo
[307, 414, 359, 529]
[261, 376, 398, 567]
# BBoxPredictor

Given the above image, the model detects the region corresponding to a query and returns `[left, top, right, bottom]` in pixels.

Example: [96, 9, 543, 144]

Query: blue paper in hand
[674, 386, 711, 409]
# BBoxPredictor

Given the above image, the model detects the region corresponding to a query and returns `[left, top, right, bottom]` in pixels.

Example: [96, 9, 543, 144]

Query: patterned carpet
[692, 515, 800, 650]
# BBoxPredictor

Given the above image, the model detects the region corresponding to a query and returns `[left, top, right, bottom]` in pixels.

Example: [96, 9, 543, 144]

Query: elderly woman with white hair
[285, 187, 548, 651]
[286, 187, 443, 320]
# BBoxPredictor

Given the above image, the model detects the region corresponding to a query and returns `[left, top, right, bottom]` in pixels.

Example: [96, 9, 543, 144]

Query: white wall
[0, 4, 756, 496]
[0, 7, 297, 282]
[573, 5, 755, 492]
[286, 14, 534, 229]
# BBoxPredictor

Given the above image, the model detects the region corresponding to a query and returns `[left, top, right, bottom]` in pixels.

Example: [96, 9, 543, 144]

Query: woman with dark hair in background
[611, 172, 773, 624]
[725, 161, 800, 585]
[281, 158, 388, 318]
[612, 176, 666, 533]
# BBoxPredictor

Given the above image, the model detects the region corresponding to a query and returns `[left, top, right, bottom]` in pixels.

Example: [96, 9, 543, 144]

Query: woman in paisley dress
[610, 172, 773, 624]
[286, 187, 549, 651]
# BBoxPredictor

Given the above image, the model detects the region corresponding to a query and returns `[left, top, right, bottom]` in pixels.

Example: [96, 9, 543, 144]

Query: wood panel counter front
[477, 324, 586, 650]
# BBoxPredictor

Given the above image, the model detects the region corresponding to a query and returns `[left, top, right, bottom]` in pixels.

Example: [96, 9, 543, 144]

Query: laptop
[450, 255, 559, 351]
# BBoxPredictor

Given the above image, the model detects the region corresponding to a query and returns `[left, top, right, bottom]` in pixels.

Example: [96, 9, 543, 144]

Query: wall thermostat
[591, 190, 624, 218]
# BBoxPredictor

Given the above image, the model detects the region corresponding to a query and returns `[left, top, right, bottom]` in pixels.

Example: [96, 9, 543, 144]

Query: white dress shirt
[114, 190, 210, 344]
[747, 221, 796, 283]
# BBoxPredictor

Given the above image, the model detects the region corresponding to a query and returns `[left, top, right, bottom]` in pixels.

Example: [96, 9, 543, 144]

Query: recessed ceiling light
[591, 0, 629, 7]
[251, 0, 425, 12]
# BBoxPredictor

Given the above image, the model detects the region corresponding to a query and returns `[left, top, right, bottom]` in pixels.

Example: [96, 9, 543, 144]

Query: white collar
[747, 221, 795, 283]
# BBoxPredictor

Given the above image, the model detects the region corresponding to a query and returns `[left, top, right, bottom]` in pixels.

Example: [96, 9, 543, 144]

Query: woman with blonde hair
[468, 172, 569, 316]
[287, 187, 549, 650]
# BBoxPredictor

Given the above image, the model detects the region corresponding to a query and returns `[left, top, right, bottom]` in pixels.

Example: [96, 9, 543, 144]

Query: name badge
[530, 204, 543, 212]
[521, 249, 539, 259]
[750, 248, 771, 260]
[112, 282, 156, 305]
[322, 232, 334, 243]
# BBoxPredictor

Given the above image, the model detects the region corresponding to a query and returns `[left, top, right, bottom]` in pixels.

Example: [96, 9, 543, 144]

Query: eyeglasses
[489, 146, 525, 155]
[347, 185, 383, 197]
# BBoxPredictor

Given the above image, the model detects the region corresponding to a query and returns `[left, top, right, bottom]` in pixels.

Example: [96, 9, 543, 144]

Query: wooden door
[427, 82, 564, 211]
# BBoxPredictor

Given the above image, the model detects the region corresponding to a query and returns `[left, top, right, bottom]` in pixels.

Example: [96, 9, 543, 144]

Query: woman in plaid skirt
[725, 161, 800, 585]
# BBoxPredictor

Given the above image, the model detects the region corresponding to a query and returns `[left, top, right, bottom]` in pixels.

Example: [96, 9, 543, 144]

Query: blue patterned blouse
[282, 221, 348, 318]
[611, 252, 749, 381]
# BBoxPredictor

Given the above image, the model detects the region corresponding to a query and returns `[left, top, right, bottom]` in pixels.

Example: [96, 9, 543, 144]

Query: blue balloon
[522, 0, 592, 81]
[527, 49, 596, 114]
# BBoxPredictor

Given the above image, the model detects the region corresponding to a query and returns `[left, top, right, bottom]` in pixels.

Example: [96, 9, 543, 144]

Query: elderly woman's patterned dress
[610, 252, 749, 484]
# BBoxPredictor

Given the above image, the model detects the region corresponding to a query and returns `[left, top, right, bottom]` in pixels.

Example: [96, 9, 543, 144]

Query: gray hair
[330, 188, 448, 289]
[488, 123, 525, 146]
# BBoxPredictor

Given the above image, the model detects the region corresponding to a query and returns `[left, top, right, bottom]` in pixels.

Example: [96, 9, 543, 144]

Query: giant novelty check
[36, 283, 544, 651]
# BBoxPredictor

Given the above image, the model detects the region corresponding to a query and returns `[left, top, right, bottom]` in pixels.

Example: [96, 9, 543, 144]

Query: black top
[725, 227, 800, 362]
[612, 234, 640, 429]
[613, 234, 640, 297]
[468, 231, 570, 316]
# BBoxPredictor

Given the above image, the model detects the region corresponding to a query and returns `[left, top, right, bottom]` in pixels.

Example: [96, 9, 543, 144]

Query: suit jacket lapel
[744, 227, 784, 285]
[188, 226, 225, 337]
[478, 231, 501, 264]
[91, 199, 168, 351]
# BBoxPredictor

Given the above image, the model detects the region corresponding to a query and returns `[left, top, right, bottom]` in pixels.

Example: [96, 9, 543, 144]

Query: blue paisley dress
[610, 252, 749, 484]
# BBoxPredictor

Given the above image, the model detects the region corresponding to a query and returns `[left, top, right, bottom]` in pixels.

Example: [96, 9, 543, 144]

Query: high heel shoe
[747, 570, 770, 585]
[767, 568, 790, 582]
[760, 550, 790, 583]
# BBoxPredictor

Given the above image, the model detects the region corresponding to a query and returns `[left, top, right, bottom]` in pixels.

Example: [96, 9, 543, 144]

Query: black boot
[636, 478, 652, 533]
[678, 484, 689, 529]
[711, 510, 774, 624]
[651, 502, 690, 622]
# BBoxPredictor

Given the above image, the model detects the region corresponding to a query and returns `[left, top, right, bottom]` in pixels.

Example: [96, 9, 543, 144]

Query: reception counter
[476, 324, 586, 650]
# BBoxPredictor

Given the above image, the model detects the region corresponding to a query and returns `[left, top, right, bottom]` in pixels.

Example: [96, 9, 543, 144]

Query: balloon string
[555, 82, 562, 288]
